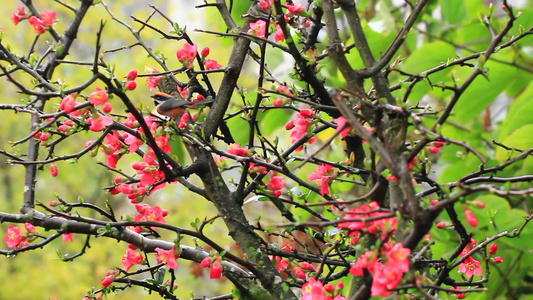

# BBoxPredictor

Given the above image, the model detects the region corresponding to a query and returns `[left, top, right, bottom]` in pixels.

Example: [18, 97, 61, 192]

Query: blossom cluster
[11, 7, 56, 34]
[349, 242, 411, 297]
[337, 201, 397, 245]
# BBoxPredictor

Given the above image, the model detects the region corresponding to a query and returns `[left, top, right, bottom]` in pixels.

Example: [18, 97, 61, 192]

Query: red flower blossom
[11, 7, 28, 25]
[249, 163, 267, 174]
[124, 80, 136, 90]
[333, 116, 351, 138]
[274, 24, 285, 42]
[154, 246, 179, 270]
[458, 256, 482, 278]
[62, 233, 73, 242]
[28, 16, 46, 34]
[426, 146, 439, 154]
[200, 47, 210, 58]
[385, 243, 410, 273]
[286, 2, 305, 16]
[89, 87, 108, 106]
[146, 67, 163, 91]
[286, 110, 315, 151]
[5, 225, 22, 248]
[125, 69, 138, 80]
[101, 270, 118, 288]
[259, 0, 270, 11]
[122, 249, 143, 271]
[247, 20, 267, 38]
[40, 10, 57, 27]
[210, 259, 222, 279]
[176, 43, 197, 69]
[463, 207, 478, 227]
[493, 256, 503, 263]
[308, 164, 334, 196]
[200, 257, 211, 268]
[267, 176, 285, 197]
[87, 113, 113, 131]
[50, 164, 58, 177]
[227, 143, 249, 156]
[60, 94, 78, 113]
[204, 58, 223, 70]
[24, 223, 36, 234]
[488, 243, 498, 255]
[178, 113, 190, 128]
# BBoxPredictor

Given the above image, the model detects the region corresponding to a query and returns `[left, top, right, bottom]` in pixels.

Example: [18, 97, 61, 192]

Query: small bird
[151, 92, 214, 120]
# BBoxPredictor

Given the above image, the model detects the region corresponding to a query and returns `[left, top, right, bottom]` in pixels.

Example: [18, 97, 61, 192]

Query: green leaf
[439, 0, 468, 25]
[454, 56, 518, 123]
[495, 124, 533, 161]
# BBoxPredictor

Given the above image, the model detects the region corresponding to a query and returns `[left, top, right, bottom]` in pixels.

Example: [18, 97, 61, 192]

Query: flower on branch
[204, 58, 223, 70]
[87, 113, 113, 132]
[154, 246, 179, 270]
[227, 143, 249, 156]
[101, 270, 118, 288]
[267, 175, 286, 197]
[122, 248, 143, 271]
[146, 67, 163, 91]
[247, 20, 267, 38]
[11, 7, 28, 25]
[176, 43, 197, 69]
[308, 164, 335, 196]
[4, 225, 22, 249]
[458, 256, 483, 278]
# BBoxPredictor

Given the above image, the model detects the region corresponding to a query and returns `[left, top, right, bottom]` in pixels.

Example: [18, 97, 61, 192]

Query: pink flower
[154, 246, 179, 270]
[333, 116, 351, 138]
[134, 204, 168, 228]
[200, 257, 212, 268]
[210, 259, 222, 279]
[24, 223, 36, 234]
[11, 7, 28, 25]
[176, 43, 197, 69]
[300, 278, 329, 300]
[200, 47, 210, 58]
[5, 225, 22, 248]
[87, 114, 113, 131]
[247, 20, 267, 38]
[349, 250, 378, 276]
[62, 233, 73, 242]
[50, 164, 58, 177]
[122, 249, 143, 271]
[227, 143, 249, 156]
[458, 257, 483, 278]
[274, 25, 285, 42]
[28, 16, 46, 34]
[146, 67, 163, 91]
[89, 87, 108, 106]
[124, 81, 136, 90]
[286, 2, 305, 16]
[259, 0, 270, 11]
[267, 176, 285, 197]
[384, 243, 410, 273]
[178, 113, 189, 128]
[308, 164, 334, 196]
[59, 94, 78, 113]
[427, 146, 439, 154]
[493, 256, 503, 263]
[204, 59, 223, 70]
[40, 10, 57, 27]
[125, 69, 138, 80]
[123, 132, 143, 153]
[463, 207, 478, 227]
[488, 243, 498, 255]
[101, 270, 118, 288]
